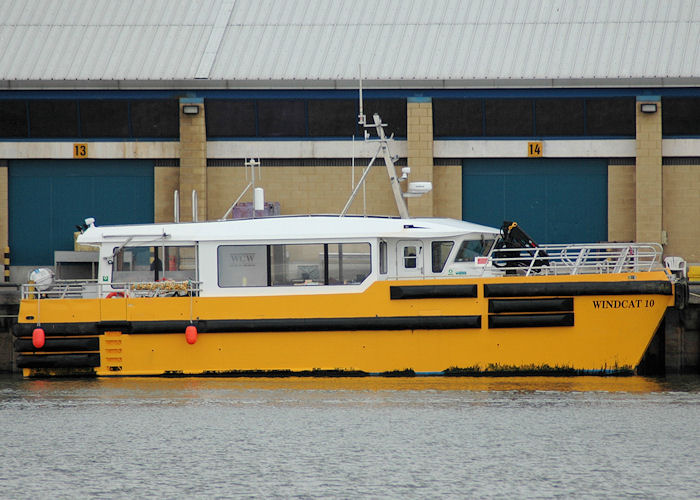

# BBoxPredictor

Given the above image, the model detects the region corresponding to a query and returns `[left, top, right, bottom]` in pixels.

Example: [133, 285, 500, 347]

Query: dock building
[0, 0, 699, 275]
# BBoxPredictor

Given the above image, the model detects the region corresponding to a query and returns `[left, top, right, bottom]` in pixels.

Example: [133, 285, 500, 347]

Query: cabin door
[397, 241, 423, 277]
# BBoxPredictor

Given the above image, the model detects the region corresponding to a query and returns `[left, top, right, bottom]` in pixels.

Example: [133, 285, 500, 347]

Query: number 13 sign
[73, 143, 88, 158]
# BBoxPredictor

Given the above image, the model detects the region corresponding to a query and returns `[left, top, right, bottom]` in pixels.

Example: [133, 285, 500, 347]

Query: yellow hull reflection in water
[24, 376, 666, 395]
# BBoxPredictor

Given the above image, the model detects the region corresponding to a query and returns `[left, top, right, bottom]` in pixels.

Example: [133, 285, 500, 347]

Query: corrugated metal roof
[0, 0, 698, 87]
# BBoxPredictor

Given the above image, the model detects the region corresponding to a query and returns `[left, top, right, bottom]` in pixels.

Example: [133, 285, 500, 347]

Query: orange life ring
[105, 291, 125, 298]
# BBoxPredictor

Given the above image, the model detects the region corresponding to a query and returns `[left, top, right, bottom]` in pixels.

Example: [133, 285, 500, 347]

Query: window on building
[0, 100, 28, 137]
[308, 100, 357, 137]
[258, 100, 306, 137]
[131, 100, 179, 138]
[29, 100, 79, 138]
[431, 241, 454, 272]
[485, 99, 533, 136]
[433, 99, 483, 137]
[80, 100, 130, 137]
[205, 100, 257, 137]
[585, 98, 635, 136]
[535, 99, 584, 136]
[662, 97, 700, 136]
[363, 99, 407, 137]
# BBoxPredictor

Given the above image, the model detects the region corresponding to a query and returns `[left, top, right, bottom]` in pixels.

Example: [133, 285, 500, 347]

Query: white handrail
[487, 242, 664, 276]
[21, 280, 202, 300]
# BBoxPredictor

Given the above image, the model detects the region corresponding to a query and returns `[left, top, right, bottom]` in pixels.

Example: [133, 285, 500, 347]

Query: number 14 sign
[528, 142, 543, 157]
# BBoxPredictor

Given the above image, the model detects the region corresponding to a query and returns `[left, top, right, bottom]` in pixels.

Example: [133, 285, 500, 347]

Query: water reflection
[1, 374, 698, 499]
[3, 374, 700, 400]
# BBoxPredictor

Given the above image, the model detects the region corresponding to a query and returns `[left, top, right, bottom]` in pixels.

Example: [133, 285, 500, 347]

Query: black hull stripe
[13, 322, 104, 337]
[15, 337, 99, 353]
[16, 353, 100, 369]
[484, 280, 672, 297]
[488, 298, 573, 313]
[488, 313, 574, 329]
[139, 316, 482, 333]
[390, 285, 477, 299]
[14, 315, 482, 337]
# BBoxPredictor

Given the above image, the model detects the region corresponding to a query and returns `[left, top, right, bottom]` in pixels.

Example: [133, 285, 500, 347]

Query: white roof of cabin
[77, 216, 500, 245]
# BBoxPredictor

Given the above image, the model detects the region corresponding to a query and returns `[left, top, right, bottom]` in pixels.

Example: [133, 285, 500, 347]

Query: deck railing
[487, 242, 665, 276]
[21, 280, 202, 300]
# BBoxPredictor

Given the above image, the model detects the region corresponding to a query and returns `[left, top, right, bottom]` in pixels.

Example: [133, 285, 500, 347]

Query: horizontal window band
[484, 281, 672, 297]
[488, 298, 573, 313]
[488, 313, 574, 329]
[14, 315, 482, 337]
[16, 353, 100, 369]
[390, 285, 478, 299]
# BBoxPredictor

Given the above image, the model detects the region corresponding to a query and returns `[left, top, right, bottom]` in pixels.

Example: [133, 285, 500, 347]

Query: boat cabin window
[379, 241, 387, 275]
[112, 245, 196, 283]
[328, 243, 371, 285]
[217, 242, 371, 287]
[403, 246, 418, 269]
[217, 245, 268, 287]
[431, 241, 455, 272]
[455, 238, 495, 262]
[271, 244, 325, 286]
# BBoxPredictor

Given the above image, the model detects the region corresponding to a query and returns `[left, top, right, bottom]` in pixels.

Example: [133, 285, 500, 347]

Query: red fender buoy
[185, 325, 198, 345]
[32, 327, 45, 349]
[105, 291, 125, 299]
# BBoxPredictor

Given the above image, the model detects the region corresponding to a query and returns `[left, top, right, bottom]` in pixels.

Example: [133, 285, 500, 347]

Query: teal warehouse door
[462, 159, 607, 244]
[9, 160, 154, 265]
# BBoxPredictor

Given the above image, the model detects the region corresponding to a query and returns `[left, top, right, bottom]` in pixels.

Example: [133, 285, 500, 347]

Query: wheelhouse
[77, 216, 501, 298]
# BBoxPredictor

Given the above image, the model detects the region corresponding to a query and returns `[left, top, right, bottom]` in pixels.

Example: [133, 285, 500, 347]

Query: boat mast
[371, 113, 409, 219]
[341, 74, 410, 219]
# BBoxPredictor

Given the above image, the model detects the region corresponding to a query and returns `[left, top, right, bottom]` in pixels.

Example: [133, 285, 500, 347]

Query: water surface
[1, 375, 698, 499]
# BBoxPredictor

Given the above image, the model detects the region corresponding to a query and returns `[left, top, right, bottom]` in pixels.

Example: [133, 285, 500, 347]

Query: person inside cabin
[150, 254, 163, 281]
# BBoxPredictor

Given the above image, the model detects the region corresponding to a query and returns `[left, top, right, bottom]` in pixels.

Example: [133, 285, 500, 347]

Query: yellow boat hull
[14, 272, 676, 376]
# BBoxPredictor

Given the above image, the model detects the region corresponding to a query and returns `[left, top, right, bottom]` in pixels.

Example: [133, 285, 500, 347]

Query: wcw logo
[229, 253, 256, 266]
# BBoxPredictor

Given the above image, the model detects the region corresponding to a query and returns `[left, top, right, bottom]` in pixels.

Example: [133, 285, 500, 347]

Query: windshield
[454, 237, 495, 262]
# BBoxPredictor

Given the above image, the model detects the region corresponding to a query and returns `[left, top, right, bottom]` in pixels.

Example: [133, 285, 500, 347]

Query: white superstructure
[78, 216, 500, 245]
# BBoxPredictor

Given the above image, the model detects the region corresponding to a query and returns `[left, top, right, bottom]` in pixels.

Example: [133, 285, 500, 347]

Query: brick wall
[663, 164, 700, 261]
[434, 164, 462, 219]
[154, 166, 180, 223]
[407, 100, 434, 217]
[179, 100, 207, 221]
[208, 165, 399, 219]
[608, 164, 636, 242]
[635, 98, 662, 243]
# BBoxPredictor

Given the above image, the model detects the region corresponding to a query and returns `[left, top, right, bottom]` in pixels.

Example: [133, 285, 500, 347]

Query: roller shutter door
[9, 160, 154, 265]
[462, 159, 607, 244]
